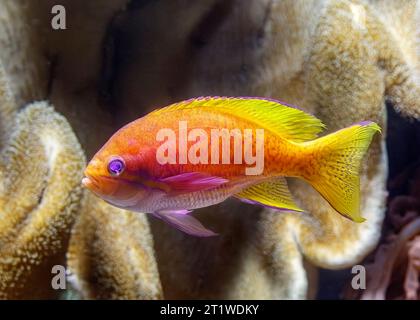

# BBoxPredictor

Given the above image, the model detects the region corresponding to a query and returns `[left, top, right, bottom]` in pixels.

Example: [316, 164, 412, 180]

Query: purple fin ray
[357, 120, 374, 126]
[160, 172, 228, 194]
[153, 210, 218, 237]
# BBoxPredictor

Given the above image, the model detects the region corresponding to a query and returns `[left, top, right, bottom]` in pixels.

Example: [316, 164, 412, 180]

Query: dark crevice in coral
[317, 268, 352, 299]
[98, 0, 156, 116]
[126, 0, 157, 11]
[256, 0, 273, 46]
[98, 9, 127, 114]
[98, 17, 123, 111]
[46, 53, 59, 100]
[189, 0, 235, 49]
[386, 101, 420, 199]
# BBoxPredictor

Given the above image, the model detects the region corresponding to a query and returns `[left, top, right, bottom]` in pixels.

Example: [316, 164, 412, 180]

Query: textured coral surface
[67, 193, 162, 300]
[0, 63, 85, 298]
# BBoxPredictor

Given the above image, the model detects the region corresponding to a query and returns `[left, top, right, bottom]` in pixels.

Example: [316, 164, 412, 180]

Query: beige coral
[0, 1, 48, 105]
[0, 63, 17, 142]
[0, 0, 162, 300]
[66, 193, 162, 300]
[0, 96, 85, 298]
[0, 1, 87, 299]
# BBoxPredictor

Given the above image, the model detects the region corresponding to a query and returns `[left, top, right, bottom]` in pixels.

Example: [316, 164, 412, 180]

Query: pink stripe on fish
[153, 210, 218, 237]
[160, 172, 228, 194]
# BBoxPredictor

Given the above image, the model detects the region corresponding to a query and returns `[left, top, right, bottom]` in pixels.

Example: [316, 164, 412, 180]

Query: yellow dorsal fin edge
[149, 96, 325, 142]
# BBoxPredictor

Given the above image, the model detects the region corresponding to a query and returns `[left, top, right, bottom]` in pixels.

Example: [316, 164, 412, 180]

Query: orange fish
[82, 97, 380, 236]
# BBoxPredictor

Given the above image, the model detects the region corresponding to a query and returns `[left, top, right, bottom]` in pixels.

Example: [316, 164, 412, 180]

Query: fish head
[82, 133, 153, 209]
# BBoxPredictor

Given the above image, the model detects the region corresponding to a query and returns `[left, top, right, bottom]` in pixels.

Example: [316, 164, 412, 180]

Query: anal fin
[235, 177, 304, 212]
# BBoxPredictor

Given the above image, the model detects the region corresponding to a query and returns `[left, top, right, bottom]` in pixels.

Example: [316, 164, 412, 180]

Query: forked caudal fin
[302, 121, 381, 222]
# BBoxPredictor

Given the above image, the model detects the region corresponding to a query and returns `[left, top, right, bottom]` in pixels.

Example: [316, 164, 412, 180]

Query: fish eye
[108, 157, 125, 176]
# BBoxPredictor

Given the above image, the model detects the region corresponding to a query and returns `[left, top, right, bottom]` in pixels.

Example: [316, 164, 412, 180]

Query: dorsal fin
[149, 96, 325, 142]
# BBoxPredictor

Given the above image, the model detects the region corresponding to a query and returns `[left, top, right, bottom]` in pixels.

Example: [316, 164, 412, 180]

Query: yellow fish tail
[302, 121, 381, 222]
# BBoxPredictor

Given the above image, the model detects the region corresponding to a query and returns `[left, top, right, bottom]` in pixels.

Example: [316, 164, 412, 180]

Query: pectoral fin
[159, 172, 228, 195]
[153, 209, 218, 237]
[235, 178, 304, 212]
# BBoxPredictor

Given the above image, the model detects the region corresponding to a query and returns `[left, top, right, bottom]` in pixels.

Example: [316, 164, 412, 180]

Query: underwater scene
[0, 0, 419, 302]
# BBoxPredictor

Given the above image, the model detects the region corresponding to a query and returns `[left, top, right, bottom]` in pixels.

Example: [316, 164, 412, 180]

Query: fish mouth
[81, 173, 101, 190]
[81, 173, 122, 196]
[81, 176, 93, 189]
[81, 174, 108, 197]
